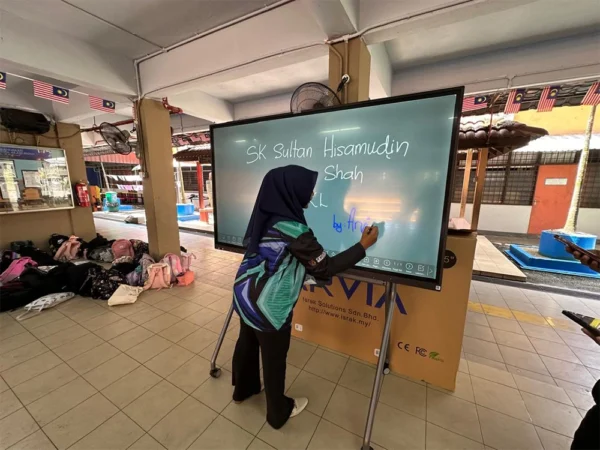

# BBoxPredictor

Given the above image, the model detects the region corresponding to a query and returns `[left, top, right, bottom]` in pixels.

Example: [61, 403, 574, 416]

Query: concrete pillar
[137, 98, 181, 259]
[329, 37, 371, 104]
[56, 122, 97, 239]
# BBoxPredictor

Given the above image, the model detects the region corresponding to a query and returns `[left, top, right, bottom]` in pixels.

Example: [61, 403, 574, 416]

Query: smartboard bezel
[210, 86, 464, 291]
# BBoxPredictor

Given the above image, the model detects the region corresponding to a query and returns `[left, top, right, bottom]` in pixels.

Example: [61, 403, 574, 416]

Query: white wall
[578, 209, 600, 237]
[450, 203, 533, 234]
[449, 203, 600, 236]
[233, 93, 292, 120]
[391, 32, 600, 96]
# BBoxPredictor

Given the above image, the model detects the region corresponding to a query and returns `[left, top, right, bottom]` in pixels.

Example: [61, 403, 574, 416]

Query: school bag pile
[0, 233, 196, 313]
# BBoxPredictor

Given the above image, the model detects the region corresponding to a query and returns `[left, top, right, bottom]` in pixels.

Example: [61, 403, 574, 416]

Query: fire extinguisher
[73, 181, 90, 207]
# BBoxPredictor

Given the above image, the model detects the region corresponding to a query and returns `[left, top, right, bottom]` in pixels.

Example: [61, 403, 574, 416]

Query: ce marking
[397, 341, 410, 352]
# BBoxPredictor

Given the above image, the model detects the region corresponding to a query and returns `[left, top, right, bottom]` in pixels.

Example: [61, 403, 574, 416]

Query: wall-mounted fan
[98, 122, 132, 155]
[290, 82, 342, 113]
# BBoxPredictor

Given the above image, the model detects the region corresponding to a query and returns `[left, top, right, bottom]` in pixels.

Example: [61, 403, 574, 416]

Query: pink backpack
[54, 236, 81, 262]
[180, 253, 196, 272]
[143, 263, 172, 290]
[112, 239, 134, 259]
[0, 257, 37, 284]
[160, 253, 183, 283]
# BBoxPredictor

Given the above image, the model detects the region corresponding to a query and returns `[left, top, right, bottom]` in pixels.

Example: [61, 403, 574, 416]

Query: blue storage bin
[177, 203, 194, 216]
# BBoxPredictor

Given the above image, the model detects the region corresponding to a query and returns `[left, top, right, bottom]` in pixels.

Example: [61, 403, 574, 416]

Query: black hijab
[243, 165, 318, 253]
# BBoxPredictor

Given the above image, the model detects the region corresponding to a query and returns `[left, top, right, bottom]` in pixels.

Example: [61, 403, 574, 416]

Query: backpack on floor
[112, 239, 134, 259]
[126, 254, 155, 287]
[180, 253, 196, 272]
[48, 234, 69, 255]
[176, 271, 195, 286]
[88, 245, 114, 263]
[1, 251, 19, 274]
[54, 236, 81, 262]
[0, 257, 37, 284]
[66, 263, 104, 296]
[160, 253, 182, 283]
[143, 263, 171, 290]
[130, 240, 149, 261]
[10, 240, 34, 253]
[90, 268, 126, 300]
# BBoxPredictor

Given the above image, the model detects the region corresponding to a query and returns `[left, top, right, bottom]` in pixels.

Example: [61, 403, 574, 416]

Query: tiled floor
[0, 219, 598, 450]
[473, 236, 526, 282]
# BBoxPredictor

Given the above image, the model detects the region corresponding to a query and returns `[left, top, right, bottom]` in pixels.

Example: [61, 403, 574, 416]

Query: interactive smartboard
[211, 87, 463, 290]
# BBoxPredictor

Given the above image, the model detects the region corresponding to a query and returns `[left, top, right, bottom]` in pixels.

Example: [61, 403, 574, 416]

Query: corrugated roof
[514, 134, 600, 153]
[458, 118, 548, 159]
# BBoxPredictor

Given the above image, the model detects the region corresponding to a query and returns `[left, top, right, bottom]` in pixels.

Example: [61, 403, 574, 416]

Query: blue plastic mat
[506, 245, 600, 279]
[177, 214, 199, 222]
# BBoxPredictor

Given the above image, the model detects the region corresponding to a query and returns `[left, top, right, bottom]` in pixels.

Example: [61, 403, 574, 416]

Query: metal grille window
[503, 167, 537, 205]
[451, 152, 537, 206]
[581, 162, 600, 208]
[181, 167, 198, 192]
[481, 169, 505, 204]
[452, 167, 476, 203]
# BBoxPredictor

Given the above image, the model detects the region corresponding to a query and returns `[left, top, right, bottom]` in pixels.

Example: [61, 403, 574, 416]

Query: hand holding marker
[360, 222, 379, 250]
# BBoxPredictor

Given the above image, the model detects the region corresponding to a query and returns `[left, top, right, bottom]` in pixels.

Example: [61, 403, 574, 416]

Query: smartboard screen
[211, 87, 463, 290]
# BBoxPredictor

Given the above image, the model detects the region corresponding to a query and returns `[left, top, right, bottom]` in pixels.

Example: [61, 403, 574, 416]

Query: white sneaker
[290, 397, 308, 418]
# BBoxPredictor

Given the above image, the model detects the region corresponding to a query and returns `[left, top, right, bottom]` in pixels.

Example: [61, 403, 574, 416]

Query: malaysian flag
[537, 86, 560, 112]
[582, 82, 600, 106]
[33, 80, 69, 104]
[0, 72, 6, 90]
[462, 95, 488, 112]
[504, 89, 525, 114]
[89, 96, 116, 113]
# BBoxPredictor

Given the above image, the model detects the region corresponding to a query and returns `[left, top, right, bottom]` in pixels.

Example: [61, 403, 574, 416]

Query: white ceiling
[0, 0, 281, 58]
[1, 0, 599, 127]
[200, 56, 329, 102]
[384, 0, 600, 68]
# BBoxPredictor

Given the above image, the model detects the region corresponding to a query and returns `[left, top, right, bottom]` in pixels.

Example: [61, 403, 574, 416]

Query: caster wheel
[210, 368, 221, 378]
[383, 368, 390, 375]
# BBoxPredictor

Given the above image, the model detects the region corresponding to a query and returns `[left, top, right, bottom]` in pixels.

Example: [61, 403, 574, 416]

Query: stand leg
[209, 302, 235, 378]
[361, 282, 396, 450]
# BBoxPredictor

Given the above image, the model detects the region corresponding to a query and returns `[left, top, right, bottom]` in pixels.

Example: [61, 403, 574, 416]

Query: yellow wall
[514, 105, 600, 136]
[0, 123, 96, 250]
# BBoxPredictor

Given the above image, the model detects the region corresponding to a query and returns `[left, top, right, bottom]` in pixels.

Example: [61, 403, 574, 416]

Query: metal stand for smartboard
[209, 280, 397, 450]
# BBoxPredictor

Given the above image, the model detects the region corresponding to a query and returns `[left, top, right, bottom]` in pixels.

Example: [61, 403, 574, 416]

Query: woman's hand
[360, 226, 379, 250]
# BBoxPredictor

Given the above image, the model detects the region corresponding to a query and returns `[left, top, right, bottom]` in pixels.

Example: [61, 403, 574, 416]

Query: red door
[528, 164, 578, 234]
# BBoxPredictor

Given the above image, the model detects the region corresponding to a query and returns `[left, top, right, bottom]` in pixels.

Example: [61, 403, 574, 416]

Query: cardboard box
[292, 233, 476, 391]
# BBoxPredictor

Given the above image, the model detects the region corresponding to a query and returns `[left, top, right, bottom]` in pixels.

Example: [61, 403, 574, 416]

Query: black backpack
[90, 269, 125, 300]
[65, 263, 103, 296]
[49, 234, 69, 255]
[10, 240, 34, 253]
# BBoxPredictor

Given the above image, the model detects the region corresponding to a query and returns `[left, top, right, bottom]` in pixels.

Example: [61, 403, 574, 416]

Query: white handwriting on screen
[244, 133, 409, 184]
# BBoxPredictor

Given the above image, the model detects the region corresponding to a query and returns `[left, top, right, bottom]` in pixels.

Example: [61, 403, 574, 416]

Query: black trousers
[232, 319, 295, 429]
[571, 404, 599, 450]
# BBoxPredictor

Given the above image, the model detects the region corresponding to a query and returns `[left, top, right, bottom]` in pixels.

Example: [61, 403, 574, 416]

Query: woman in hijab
[232, 165, 378, 429]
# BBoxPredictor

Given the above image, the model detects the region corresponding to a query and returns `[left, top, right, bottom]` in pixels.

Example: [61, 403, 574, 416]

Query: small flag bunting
[33, 80, 69, 104]
[89, 96, 116, 113]
[0, 72, 6, 90]
[537, 86, 560, 112]
[581, 82, 600, 106]
[504, 89, 525, 114]
[462, 95, 488, 112]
